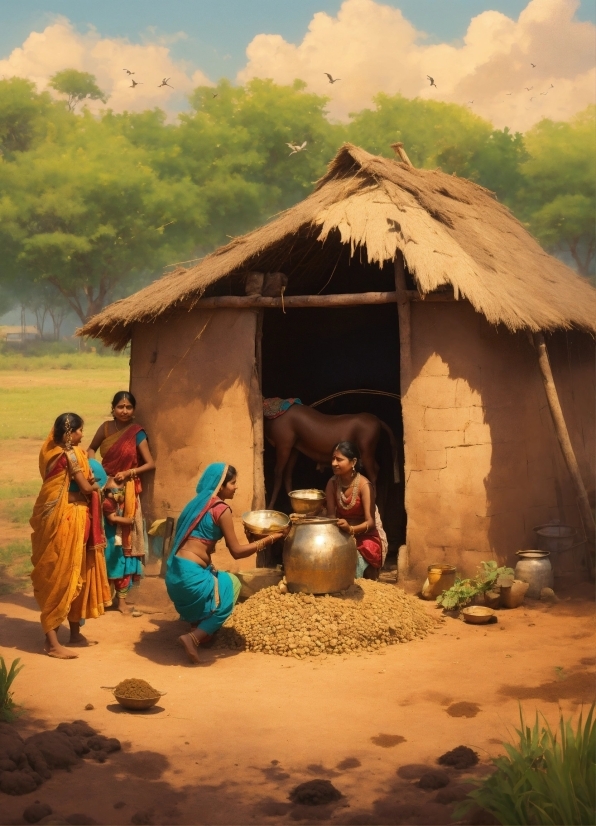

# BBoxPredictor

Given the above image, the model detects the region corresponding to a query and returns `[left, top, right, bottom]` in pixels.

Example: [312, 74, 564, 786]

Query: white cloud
[0, 18, 212, 116]
[238, 0, 596, 131]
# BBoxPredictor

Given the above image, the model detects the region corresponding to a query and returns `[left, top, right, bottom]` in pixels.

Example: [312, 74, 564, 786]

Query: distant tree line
[0, 70, 593, 326]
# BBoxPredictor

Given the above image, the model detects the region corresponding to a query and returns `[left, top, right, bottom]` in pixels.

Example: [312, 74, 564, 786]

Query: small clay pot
[500, 579, 529, 609]
[484, 590, 501, 609]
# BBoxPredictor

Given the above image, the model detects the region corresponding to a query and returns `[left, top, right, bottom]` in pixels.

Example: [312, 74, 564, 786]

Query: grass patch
[0, 540, 33, 595]
[0, 499, 34, 523]
[0, 352, 128, 371]
[455, 703, 596, 825]
[0, 482, 39, 500]
[0, 365, 129, 439]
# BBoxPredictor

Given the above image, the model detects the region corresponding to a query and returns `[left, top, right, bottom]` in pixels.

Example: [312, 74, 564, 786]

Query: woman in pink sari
[88, 391, 155, 611]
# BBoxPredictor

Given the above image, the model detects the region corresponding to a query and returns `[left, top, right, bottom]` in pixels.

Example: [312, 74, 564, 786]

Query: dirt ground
[0, 576, 594, 826]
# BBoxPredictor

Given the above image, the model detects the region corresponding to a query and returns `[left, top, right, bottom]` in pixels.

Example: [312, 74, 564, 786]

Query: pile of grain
[114, 679, 159, 700]
[214, 580, 439, 657]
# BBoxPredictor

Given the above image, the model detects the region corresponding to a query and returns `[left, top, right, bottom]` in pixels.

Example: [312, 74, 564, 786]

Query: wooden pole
[184, 290, 453, 311]
[533, 332, 595, 572]
[394, 254, 412, 393]
[251, 311, 266, 512]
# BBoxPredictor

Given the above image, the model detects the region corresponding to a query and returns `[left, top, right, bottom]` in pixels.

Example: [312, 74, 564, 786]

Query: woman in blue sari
[166, 462, 286, 664]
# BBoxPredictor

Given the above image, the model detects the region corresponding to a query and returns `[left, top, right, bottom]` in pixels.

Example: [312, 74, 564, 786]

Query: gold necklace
[336, 473, 360, 510]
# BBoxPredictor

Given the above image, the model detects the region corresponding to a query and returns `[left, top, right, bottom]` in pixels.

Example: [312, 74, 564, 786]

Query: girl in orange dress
[325, 441, 385, 579]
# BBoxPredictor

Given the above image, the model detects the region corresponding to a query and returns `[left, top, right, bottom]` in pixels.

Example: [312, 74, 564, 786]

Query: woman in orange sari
[30, 413, 112, 659]
[87, 391, 155, 612]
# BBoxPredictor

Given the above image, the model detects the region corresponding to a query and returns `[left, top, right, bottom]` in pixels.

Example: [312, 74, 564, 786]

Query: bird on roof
[130, 79, 142, 88]
[123, 69, 135, 75]
[324, 73, 340, 84]
[427, 75, 437, 87]
[287, 142, 307, 155]
[158, 78, 174, 88]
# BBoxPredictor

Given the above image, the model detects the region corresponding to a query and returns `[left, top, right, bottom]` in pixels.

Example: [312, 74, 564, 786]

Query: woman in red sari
[88, 391, 155, 611]
[325, 441, 386, 580]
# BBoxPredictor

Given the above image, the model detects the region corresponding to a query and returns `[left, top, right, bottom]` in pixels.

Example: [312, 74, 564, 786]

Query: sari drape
[30, 437, 111, 633]
[166, 463, 240, 633]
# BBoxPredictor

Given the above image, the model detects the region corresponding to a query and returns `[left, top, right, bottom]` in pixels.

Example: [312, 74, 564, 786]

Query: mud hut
[81, 144, 596, 581]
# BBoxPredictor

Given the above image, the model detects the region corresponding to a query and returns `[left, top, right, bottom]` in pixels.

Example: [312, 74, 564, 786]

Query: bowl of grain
[113, 678, 164, 710]
[462, 606, 495, 625]
[242, 510, 290, 537]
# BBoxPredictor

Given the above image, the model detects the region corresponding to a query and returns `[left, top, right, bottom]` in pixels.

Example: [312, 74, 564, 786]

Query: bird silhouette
[123, 69, 135, 75]
[530, 62, 536, 68]
[324, 73, 340, 84]
[550, 83, 554, 88]
[506, 92, 513, 95]
[130, 79, 142, 88]
[525, 86, 533, 91]
[540, 91, 548, 95]
[529, 96, 535, 102]
[287, 141, 307, 155]
[427, 75, 437, 87]
[467, 100, 474, 104]
[158, 78, 174, 88]
[212, 93, 218, 98]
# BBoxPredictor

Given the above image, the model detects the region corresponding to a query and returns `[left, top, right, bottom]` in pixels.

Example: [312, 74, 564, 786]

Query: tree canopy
[0, 69, 593, 327]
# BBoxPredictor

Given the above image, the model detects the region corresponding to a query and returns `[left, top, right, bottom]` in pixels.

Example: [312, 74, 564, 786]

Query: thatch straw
[80, 143, 596, 348]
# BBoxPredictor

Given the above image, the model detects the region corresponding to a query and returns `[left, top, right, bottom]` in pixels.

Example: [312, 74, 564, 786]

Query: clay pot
[421, 564, 456, 600]
[484, 590, 501, 609]
[500, 579, 529, 609]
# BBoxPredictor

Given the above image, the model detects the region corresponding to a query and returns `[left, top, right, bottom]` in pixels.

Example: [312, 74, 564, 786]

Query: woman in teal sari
[166, 462, 286, 664]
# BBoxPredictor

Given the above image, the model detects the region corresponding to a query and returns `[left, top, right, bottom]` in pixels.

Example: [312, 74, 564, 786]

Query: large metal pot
[514, 550, 554, 598]
[283, 517, 357, 594]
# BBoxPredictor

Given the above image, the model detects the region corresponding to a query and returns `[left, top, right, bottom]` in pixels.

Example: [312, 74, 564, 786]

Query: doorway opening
[261, 302, 405, 564]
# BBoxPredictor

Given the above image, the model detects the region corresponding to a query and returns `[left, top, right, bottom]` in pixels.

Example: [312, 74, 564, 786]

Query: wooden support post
[533, 332, 595, 575]
[251, 310, 266, 512]
[394, 253, 412, 394]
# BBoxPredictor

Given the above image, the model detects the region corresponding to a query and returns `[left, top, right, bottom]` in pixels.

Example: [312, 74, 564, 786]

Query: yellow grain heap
[214, 580, 440, 657]
[114, 678, 159, 699]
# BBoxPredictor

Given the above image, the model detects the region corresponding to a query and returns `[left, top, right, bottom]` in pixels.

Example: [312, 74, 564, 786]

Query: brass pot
[283, 517, 357, 594]
[288, 489, 326, 516]
[242, 510, 290, 537]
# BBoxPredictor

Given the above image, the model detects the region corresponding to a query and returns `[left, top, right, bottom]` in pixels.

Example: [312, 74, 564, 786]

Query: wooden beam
[187, 290, 453, 310]
[394, 254, 412, 392]
[533, 332, 595, 574]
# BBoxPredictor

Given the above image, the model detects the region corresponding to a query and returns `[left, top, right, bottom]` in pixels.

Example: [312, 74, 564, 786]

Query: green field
[0, 355, 128, 593]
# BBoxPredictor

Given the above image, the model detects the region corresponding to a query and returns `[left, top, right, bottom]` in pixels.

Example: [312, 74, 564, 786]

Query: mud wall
[403, 301, 595, 580]
[130, 308, 259, 572]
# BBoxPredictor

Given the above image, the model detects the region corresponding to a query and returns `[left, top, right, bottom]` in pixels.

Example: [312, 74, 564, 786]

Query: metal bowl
[242, 510, 290, 537]
[288, 489, 326, 516]
[462, 606, 495, 625]
[113, 693, 163, 710]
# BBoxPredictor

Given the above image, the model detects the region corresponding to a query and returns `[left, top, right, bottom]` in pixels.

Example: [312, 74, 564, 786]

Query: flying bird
[529, 97, 535, 102]
[324, 73, 340, 84]
[158, 78, 174, 88]
[130, 79, 142, 88]
[506, 92, 513, 95]
[212, 93, 218, 98]
[287, 141, 307, 155]
[427, 75, 437, 87]
[467, 100, 474, 104]
[123, 69, 135, 75]
[550, 83, 554, 88]
[530, 62, 536, 68]
[540, 91, 548, 95]
[525, 86, 533, 91]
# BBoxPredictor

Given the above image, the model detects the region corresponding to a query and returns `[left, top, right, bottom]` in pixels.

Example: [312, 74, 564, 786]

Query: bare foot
[178, 634, 201, 665]
[44, 642, 78, 659]
[114, 596, 131, 614]
[66, 633, 99, 647]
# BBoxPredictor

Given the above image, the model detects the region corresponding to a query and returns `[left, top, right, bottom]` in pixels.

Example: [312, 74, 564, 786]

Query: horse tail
[379, 421, 400, 483]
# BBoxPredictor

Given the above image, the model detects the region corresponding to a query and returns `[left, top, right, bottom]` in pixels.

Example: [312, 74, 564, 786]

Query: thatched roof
[81, 143, 596, 348]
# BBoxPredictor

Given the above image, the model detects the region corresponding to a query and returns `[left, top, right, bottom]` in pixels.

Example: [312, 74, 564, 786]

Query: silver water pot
[283, 517, 357, 594]
[514, 550, 554, 598]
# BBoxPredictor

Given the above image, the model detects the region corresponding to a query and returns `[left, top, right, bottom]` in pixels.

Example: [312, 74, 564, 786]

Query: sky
[0, 0, 594, 131]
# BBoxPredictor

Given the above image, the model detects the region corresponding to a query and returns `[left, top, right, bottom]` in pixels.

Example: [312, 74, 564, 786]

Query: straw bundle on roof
[80, 144, 596, 348]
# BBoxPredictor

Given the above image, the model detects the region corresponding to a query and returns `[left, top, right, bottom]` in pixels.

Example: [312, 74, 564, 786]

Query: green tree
[347, 93, 527, 205]
[0, 77, 53, 155]
[518, 106, 596, 278]
[0, 111, 205, 322]
[49, 69, 108, 112]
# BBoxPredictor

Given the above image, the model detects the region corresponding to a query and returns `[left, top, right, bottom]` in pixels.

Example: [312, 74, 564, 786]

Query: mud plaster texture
[129, 301, 594, 582]
[404, 302, 595, 579]
[0, 582, 594, 825]
[130, 308, 259, 573]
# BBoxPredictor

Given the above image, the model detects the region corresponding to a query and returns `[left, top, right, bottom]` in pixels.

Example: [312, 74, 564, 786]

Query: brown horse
[265, 404, 399, 508]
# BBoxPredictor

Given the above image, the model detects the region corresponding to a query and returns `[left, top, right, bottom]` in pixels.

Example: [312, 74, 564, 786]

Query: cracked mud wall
[403, 302, 595, 580]
[130, 308, 259, 572]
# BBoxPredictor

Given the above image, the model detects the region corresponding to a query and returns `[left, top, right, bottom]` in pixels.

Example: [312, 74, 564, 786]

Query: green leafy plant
[436, 578, 481, 610]
[0, 656, 24, 722]
[454, 703, 596, 825]
[477, 560, 515, 592]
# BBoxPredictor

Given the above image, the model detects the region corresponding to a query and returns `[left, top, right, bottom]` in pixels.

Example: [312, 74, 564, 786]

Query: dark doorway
[261, 302, 405, 561]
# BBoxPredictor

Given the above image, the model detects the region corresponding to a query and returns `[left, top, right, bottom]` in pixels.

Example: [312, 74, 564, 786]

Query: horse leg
[268, 439, 294, 509]
[360, 442, 380, 489]
[283, 447, 299, 497]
